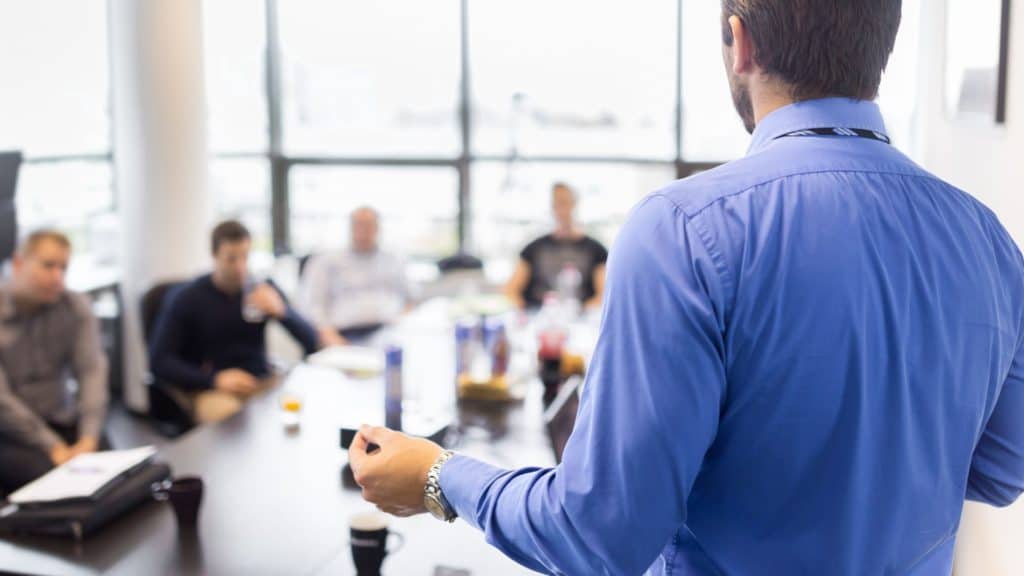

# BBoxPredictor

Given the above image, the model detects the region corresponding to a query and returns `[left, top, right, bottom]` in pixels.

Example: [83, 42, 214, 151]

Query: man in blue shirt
[349, 1, 1024, 574]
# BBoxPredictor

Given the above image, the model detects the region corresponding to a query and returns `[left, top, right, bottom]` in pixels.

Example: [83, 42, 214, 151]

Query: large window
[203, 0, 924, 262]
[469, 1, 677, 159]
[680, 0, 751, 162]
[290, 166, 458, 258]
[204, 0, 269, 156]
[277, 0, 462, 158]
[878, 0, 923, 155]
[0, 1, 114, 265]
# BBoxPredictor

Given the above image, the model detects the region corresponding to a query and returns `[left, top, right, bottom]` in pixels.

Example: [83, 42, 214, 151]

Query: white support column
[110, 0, 211, 411]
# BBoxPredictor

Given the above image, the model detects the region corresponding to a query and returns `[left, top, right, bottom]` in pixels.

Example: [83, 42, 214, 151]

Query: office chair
[140, 281, 195, 437]
[0, 151, 22, 264]
[437, 251, 483, 273]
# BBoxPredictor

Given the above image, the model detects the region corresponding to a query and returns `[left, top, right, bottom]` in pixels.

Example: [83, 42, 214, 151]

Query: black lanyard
[775, 127, 891, 145]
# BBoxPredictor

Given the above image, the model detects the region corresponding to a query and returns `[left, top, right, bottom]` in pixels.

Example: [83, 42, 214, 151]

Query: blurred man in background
[148, 220, 320, 423]
[300, 206, 408, 345]
[504, 183, 607, 310]
[0, 230, 109, 493]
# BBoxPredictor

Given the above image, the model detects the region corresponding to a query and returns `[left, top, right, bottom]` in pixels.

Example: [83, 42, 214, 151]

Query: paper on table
[306, 345, 385, 375]
[8, 446, 157, 505]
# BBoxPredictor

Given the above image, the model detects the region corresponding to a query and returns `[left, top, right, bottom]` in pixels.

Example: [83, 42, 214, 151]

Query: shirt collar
[748, 97, 889, 155]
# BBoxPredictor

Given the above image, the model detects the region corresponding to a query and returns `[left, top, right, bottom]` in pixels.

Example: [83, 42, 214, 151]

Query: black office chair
[141, 281, 195, 438]
[437, 251, 483, 274]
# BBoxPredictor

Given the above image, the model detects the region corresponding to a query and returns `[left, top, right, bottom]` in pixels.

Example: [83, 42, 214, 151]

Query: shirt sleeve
[148, 288, 215, 391]
[439, 195, 730, 575]
[519, 237, 541, 265]
[0, 363, 63, 451]
[69, 294, 109, 441]
[590, 237, 610, 264]
[271, 282, 320, 355]
[966, 330, 1024, 507]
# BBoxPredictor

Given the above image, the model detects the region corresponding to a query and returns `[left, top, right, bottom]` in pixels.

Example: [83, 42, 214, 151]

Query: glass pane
[878, 0, 923, 156]
[0, 1, 109, 157]
[209, 158, 273, 253]
[290, 165, 458, 259]
[469, 1, 677, 159]
[945, 0, 1005, 122]
[15, 161, 116, 260]
[278, 0, 461, 157]
[680, 0, 750, 162]
[471, 161, 676, 270]
[203, 0, 269, 154]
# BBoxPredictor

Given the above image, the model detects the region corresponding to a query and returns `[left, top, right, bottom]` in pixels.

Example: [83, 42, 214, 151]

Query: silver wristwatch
[424, 450, 457, 523]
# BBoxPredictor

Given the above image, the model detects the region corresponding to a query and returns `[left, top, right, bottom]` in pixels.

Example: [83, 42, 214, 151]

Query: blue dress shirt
[440, 98, 1024, 575]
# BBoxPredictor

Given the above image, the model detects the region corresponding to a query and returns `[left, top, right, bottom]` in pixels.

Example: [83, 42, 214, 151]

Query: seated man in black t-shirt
[504, 182, 609, 310]
[148, 220, 321, 424]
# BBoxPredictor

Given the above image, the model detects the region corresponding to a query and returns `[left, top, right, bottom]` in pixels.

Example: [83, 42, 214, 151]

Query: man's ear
[728, 15, 755, 76]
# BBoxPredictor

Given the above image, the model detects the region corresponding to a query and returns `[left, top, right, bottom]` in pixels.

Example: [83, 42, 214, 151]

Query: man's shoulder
[61, 291, 97, 320]
[523, 234, 554, 252]
[167, 275, 213, 307]
[656, 143, 941, 219]
[652, 151, 815, 219]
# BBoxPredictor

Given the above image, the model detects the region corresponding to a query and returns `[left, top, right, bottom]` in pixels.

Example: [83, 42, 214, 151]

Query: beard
[728, 71, 756, 134]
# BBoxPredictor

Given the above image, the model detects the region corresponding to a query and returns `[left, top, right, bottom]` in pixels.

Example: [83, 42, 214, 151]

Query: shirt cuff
[438, 454, 507, 531]
[78, 413, 106, 442]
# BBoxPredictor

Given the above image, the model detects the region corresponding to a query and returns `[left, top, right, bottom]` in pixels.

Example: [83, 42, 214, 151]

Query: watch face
[425, 494, 446, 520]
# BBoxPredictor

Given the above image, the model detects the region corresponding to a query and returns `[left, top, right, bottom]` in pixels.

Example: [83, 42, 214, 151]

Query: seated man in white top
[300, 207, 408, 345]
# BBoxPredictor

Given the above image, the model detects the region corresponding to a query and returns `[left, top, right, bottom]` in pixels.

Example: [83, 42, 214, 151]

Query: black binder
[0, 462, 172, 540]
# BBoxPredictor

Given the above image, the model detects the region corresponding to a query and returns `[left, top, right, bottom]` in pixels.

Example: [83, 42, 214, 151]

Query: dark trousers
[0, 423, 111, 495]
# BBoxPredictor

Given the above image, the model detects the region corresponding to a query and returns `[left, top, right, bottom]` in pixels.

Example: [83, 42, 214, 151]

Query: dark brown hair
[210, 220, 251, 254]
[17, 229, 72, 257]
[722, 0, 902, 101]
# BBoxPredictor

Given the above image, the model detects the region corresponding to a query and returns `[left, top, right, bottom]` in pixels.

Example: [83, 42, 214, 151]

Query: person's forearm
[77, 355, 109, 441]
[440, 456, 653, 575]
[0, 393, 63, 452]
[504, 288, 526, 309]
[279, 307, 321, 355]
[151, 355, 214, 391]
[72, 301, 111, 442]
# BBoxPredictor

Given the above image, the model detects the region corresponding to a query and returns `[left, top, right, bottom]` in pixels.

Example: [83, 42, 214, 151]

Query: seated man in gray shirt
[0, 230, 109, 493]
[299, 207, 409, 345]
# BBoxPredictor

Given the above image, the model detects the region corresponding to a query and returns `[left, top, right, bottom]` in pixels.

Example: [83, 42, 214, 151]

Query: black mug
[152, 476, 204, 528]
[350, 511, 404, 576]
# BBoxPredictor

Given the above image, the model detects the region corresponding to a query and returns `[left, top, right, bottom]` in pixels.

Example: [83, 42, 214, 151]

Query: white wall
[914, 1, 1024, 574]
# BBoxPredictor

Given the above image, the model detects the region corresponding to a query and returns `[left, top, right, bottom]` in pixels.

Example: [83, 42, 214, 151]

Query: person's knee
[193, 391, 245, 424]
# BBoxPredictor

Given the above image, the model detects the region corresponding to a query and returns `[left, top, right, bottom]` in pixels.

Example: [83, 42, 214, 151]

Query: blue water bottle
[385, 346, 403, 431]
[455, 321, 474, 377]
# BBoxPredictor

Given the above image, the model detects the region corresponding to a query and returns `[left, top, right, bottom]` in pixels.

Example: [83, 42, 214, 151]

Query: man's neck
[553, 225, 580, 240]
[210, 272, 240, 295]
[751, 81, 797, 127]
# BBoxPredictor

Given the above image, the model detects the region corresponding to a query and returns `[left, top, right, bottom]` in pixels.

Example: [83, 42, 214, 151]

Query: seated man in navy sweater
[148, 220, 321, 423]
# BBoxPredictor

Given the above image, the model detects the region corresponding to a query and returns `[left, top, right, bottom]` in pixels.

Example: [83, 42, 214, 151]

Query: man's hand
[68, 436, 99, 458]
[49, 442, 73, 466]
[349, 425, 443, 517]
[214, 368, 258, 396]
[318, 326, 347, 349]
[245, 283, 286, 319]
